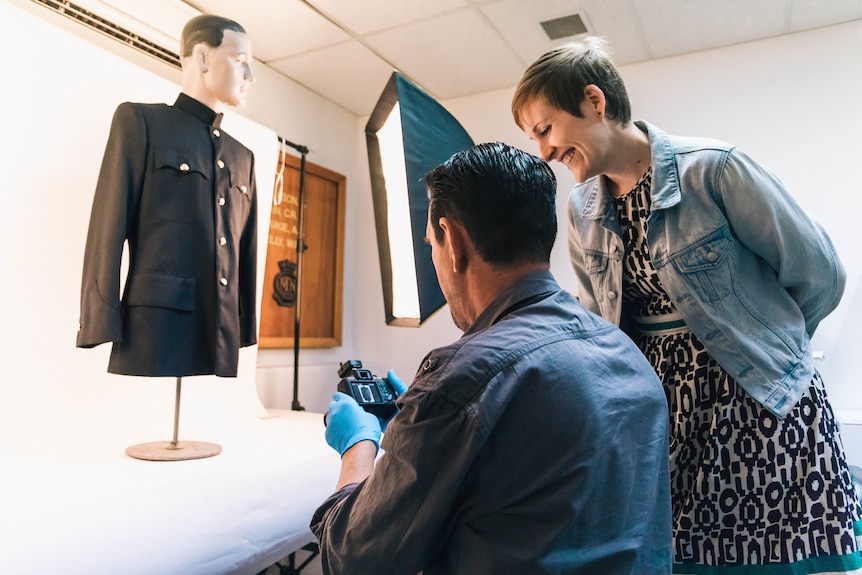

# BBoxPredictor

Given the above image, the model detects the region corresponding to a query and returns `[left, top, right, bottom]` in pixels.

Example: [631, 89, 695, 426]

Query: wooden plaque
[259, 152, 346, 348]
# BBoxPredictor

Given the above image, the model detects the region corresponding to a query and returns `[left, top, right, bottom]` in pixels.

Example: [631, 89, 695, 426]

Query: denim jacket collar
[636, 120, 682, 210]
[580, 120, 681, 221]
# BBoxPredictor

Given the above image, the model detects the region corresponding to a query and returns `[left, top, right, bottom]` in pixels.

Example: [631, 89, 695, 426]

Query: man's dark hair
[425, 142, 557, 266]
[181, 14, 246, 57]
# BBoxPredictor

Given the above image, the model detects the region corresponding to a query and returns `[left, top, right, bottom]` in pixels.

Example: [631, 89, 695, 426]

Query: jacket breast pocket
[123, 272, 196, 311]
[668, 227, 733, 302]
[154, 148, 212, 180]
[583, 250, 619, 307]
[151, 148, 214, 221]
[227, 167, 253, 228]
[584, 251, 609, 275]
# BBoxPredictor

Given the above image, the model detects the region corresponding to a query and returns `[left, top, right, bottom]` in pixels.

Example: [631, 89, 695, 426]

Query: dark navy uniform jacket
[77, 93, 257, 377]
[312, 271, 672, 574]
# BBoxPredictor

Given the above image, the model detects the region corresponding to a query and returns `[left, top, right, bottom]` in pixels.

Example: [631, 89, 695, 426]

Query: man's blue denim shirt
[312, 271, 672, 574]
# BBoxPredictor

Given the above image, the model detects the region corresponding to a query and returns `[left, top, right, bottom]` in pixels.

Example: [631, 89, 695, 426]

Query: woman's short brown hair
[512, 36, 631, 128]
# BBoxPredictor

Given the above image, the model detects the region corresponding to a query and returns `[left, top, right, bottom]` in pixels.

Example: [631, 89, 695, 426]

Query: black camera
[337, 359, 398, 419]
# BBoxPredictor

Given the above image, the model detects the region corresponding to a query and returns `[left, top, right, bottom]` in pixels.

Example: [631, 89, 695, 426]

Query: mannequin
[77, 15, 257, 460]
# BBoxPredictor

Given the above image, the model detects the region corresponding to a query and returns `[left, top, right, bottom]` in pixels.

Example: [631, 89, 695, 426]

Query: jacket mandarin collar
[175, 93, 224, 129]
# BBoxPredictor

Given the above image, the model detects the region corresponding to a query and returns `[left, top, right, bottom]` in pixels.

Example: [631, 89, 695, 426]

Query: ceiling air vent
[540, 13, 588, 40]
[29, 0, 181, 69]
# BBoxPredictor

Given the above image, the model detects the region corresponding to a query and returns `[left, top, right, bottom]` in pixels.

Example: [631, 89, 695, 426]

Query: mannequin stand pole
[169, 376, 183, 448]
[125, 377, 222, 461]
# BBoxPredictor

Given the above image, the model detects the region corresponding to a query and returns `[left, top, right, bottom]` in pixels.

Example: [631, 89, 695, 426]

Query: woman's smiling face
[519, 93, 610, 183]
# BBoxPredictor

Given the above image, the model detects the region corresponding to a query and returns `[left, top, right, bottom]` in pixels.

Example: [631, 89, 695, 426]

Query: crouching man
[311, 142, 672, 574]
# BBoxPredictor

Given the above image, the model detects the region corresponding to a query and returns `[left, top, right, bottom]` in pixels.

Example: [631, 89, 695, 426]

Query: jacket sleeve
[239, 151, 258, 348]
[311, 388, 478, 574]
[76, 103, 146, 348]
[715, 148, 846, 336]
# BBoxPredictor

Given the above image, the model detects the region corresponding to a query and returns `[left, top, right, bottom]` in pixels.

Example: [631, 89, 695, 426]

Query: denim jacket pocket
[668, 227, 734, 302]
[583, 249, 623, 319]
[584, 250, 609, 275]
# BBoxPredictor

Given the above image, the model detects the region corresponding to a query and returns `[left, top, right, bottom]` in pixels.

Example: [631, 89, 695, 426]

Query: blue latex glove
[387, 369, 409, 396]
[325, 392, 381, 456]
[379, 369, 409, 431]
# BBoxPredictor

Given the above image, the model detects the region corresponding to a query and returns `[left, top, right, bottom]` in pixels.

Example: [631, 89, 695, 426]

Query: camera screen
[352, 383, 381, 404]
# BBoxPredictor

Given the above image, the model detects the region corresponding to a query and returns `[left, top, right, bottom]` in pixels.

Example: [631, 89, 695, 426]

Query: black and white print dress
[613, 167, 862, 574]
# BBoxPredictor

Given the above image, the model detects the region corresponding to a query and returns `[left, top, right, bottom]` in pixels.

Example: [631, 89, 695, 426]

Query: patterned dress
[613, 168, 862, 574]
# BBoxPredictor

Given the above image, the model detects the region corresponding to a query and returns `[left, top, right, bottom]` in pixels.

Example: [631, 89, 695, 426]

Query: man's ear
[193, 43, 209, 73]
[439, 216, 470, 273]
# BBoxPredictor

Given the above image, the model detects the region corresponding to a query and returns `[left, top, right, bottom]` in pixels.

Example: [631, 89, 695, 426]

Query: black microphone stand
[278, 137, 309, 412]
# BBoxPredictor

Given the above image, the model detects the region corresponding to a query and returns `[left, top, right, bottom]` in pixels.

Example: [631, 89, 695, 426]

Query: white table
[0, 378, 340, 575]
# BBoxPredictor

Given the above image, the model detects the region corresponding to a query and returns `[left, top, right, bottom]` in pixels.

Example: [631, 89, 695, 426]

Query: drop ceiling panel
[268, 40, 396, 116]
[72, 0, 862, 116]
[185, 0, 350, 61]
[309, 0, 473, 35]
[632, 0, 791, 58]
[363, 8, 527, 99]
[100, 0, 199, 40]
[480, 0, 651, 66]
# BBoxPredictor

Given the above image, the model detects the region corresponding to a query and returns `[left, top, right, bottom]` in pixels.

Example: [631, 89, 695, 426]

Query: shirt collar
[634, 120, 680, 209]
[464, 270, 559, 336]
[175, 93, 224, 129]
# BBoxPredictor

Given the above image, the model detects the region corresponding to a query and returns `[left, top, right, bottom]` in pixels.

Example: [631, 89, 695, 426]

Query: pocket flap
[124, 273, 196, 311]
[154, 148, 211, 179]
[672, 227, 733, 272]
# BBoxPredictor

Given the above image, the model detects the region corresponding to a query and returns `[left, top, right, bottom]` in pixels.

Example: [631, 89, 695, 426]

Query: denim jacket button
[707, 251, 718, 262]
[607, 291, 618, 300]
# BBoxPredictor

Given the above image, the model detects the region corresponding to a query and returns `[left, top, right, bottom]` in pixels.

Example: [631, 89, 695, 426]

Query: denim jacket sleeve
[712, 147, 846, 336]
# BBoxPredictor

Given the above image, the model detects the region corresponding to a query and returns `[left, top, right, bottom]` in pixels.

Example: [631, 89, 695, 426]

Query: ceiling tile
[480, 0, 651, 66]
[307, 0, 472, 35]
[631, 0, 790, 59]
[269, 40, 396, 115]
[100, 0, 200, 41]
[109, 0, 860, 116]
[186, 0, 350, 61]
[363, 8, 527, 100]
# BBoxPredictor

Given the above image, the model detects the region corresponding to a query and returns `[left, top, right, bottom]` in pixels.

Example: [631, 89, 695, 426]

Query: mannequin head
[179, 15, 255, 113]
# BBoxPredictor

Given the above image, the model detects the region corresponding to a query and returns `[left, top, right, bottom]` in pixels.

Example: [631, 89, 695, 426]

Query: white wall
[349, 19, 862, 417]
[2, 0, 860, 428]
[0, 0, 362, 428]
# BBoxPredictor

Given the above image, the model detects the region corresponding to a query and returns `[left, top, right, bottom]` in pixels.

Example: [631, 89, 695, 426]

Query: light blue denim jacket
[568, 121, 846, 418]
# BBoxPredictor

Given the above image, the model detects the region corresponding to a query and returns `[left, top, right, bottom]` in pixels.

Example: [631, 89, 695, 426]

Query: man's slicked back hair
[425, 142, 558, 267]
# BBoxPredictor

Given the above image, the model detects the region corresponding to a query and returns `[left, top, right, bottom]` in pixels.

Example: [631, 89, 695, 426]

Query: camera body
[337, 360, 398, 419]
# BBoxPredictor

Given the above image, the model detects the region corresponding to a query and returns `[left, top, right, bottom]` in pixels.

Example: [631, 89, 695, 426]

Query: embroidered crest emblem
[272, 259, 298, 307]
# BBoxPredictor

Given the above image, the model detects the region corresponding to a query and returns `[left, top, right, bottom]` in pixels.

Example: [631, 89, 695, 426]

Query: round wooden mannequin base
[125, 440, 222, 461]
